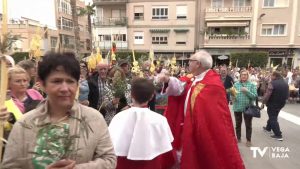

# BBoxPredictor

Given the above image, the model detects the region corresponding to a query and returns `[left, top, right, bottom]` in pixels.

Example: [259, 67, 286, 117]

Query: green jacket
[232, 81, 257, 112]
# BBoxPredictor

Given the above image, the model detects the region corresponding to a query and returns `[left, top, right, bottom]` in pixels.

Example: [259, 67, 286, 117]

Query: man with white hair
[158, 50, 245, 169]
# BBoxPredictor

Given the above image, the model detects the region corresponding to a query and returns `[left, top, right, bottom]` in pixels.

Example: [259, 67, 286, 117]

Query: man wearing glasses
[157, 50, 245, 169]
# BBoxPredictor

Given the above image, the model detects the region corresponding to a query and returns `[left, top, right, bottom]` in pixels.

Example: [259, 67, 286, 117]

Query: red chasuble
[165, 70, 245, 169]
[116, 151, 175, 169]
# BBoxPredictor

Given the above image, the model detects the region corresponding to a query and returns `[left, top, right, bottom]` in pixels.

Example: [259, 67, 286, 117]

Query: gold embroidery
[190, 83, 205, 114]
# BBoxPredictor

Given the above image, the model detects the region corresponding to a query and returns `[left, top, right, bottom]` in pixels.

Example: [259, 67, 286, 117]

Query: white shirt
[108, 107, 174, 160]
[166, 70, 209, 116]
[183, 70, 209, 115]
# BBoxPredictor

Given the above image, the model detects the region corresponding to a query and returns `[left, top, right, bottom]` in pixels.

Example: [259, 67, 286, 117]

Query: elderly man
[88, 62, 120, 124]
[158, 50, 245, 169]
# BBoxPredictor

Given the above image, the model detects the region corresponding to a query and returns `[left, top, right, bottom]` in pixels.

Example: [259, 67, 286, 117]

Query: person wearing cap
[108, 59, 132, 113]
[88, 61, 120, 125]
[118, 59, 131, 80]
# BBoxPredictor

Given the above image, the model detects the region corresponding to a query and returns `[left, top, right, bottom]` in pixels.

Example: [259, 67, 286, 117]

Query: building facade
[93, 0, 128, 51]
[92, 0, 300, 68]
[0, 0, 91, 56]
[0, 18, 59, 55]
[56, 0, 91, 55]
[93, 0, 196, 60]
[197, 0, 300, 68]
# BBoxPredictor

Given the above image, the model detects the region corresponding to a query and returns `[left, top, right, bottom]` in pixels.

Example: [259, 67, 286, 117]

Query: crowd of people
[0, 50, 297, 169]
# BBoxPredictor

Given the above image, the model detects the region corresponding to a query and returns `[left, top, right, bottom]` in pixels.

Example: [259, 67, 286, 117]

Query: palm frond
[0, 33, 21, 54]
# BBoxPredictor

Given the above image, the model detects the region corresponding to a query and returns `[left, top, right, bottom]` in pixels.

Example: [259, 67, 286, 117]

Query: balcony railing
[63, 44, 75, 49]
[93, 0, 127, 5]
[206, 34, 250, 40]
[94, 41, 128, 50]
[93, 17, 128, 27]
[206, 6, 252, 13]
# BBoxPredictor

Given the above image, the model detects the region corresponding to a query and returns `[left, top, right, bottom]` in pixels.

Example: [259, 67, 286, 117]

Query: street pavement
[230, 103, 300, 169]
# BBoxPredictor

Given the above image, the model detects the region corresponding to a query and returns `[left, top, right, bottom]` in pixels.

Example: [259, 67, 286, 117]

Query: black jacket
[87, 75, 100, 110]
[267, 78, 289, 108]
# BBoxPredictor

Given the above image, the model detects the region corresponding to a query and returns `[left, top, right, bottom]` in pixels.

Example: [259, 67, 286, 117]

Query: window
[61, 35, 75, 49]
[176, 33, 187, 45]
[134, 6, 144, 20]
[50, 37, 58, 51]
[264, 0, 275, 7]
[152, 6, 168, 19]
[176, 5, 187, 19]
[261, 24, 286, 36]
[80, 41, 85, 49]
[134, 32, 144, 44]
[59, 17, 73, 31]
[234, 0, 246, 7]
[99, 35, 112, 41]
[152, 35, 168, 44]
[112, 34, 127, 42]
[60, 0, 71, 15]
[212, 0, 223, 8]
[263, 0, 288, 7]
[97, 8, 104, 18]
[112, 9, 121, 18]
[273, 25, 285, 35]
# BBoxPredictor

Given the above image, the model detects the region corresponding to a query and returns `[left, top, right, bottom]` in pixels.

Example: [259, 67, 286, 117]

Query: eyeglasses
[189, 59, 198, 62]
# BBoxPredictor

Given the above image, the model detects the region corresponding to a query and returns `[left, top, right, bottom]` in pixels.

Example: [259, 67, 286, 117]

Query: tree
[78, 3, 95, 51]
[70, 0, 80, 58]
[0, 33, 20, 54]
[231, 52, 268, 68]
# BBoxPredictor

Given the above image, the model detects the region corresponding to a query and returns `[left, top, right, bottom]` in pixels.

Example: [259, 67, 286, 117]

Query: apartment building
[0, 0, 91, 56]
[92, 0, 300, 67]
[55, 0, 91, 55]
[93, 0, 128, 51]
[197, 0, 300, 67]
[92, 0, 196, 59]
[0, 18, 58, 54]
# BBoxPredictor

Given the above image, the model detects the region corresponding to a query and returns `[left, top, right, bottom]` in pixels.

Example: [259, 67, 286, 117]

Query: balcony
[93, 0, 127, 6]
[58, 7, 72, 15]
[204, 34, 251, 47]
[207, 34, 250, 40]
[205, 6, 252, 20]
[94, 41, 128, 50]
[93, 17, 128, 27]
[63, 44, 75, 49]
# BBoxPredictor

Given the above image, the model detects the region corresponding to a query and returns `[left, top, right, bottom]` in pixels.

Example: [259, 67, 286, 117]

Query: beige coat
[2, 100, 117, 169]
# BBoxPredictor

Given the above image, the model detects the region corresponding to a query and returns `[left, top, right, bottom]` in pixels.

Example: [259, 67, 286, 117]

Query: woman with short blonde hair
[232, 69, 257, 147]
[8, 66, 43, 114]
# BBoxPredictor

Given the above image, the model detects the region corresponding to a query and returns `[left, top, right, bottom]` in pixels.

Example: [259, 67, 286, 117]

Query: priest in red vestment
[158, 50, 245, 169]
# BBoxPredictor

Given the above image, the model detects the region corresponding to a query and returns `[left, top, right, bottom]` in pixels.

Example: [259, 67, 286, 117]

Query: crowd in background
[1, 52, 297, 168]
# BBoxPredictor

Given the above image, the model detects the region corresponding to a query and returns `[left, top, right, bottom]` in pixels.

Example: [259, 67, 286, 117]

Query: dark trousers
[234, 112, 253, 141]
[266, 106, 283, 137]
